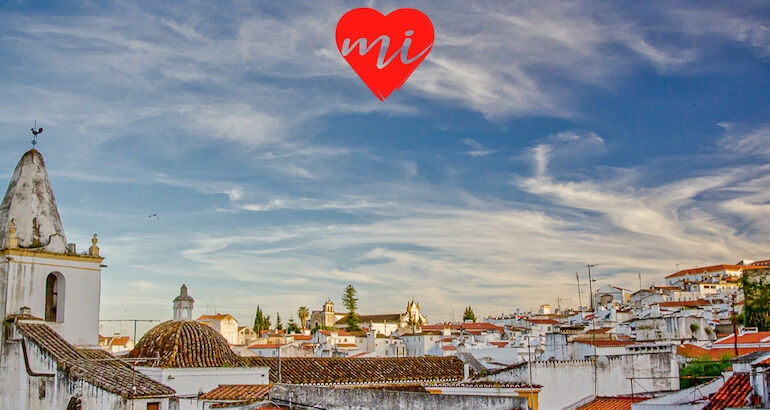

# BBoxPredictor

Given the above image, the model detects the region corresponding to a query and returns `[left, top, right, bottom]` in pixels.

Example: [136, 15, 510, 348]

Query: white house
[197, 313, 239, 345]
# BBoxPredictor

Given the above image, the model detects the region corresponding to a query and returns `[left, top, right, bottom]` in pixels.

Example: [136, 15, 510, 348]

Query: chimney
[19, 306, 31, 316]
[67, 243, 76, 253]
[463, 363, 470, 381]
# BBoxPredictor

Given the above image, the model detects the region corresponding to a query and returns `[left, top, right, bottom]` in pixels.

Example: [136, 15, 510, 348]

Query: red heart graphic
[335, 8, 434, 101]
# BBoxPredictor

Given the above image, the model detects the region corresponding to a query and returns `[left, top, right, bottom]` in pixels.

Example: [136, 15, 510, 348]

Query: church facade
[309, 298, 428, 336]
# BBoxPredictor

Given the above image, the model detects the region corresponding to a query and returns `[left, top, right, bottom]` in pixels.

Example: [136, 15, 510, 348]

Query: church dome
[126, 320, 247, 368]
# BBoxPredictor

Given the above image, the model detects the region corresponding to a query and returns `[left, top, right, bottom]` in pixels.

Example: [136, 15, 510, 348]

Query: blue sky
[0, 1, 769, 335]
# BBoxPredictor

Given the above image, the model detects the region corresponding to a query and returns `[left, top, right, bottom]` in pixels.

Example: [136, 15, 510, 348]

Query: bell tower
[173, 284, 195, 320]
[0, 148, 103, 346]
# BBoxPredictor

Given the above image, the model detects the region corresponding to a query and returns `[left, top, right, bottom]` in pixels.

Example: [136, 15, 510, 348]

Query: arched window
[45, 272, 65, 322]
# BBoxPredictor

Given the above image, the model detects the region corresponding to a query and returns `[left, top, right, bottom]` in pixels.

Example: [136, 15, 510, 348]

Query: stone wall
[269, 384, 529, 410]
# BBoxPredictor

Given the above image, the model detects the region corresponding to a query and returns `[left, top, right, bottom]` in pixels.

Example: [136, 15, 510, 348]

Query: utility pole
[587, 263, 599, 396]
[576, 272, 583, 310]
[731, 294, 739, 356]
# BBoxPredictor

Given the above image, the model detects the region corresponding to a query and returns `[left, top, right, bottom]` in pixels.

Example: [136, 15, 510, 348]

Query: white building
[0, 149, 104, 346]
[197, 313, 239, 345]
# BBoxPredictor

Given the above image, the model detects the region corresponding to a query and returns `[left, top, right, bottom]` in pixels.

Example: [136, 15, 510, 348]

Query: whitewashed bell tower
[173, 284, 195, 320]
[0, 148, 103, 346]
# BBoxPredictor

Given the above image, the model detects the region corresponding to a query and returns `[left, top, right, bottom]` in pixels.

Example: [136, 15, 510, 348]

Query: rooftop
[577, 396, 651, 409]
[16, 322, 174, 398]
[703, 373, 751, 410]
[126, 320, 248, 367]
[245, 356, 465, 384]
[199, 384, 272, 406]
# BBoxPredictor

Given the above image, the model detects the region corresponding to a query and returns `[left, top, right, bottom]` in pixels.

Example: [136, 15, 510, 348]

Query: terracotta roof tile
[15, 322, 174, 398]
[245, 356, 465, 384]
[714, 331, 770, 345]
[658, 300, 711, 308]
[704, 373, 751, 410]
[577, 396, 651, 409]
[126, 320, 248, 368]
[200, 384, 272, 402]
[666, 265, 747, 279]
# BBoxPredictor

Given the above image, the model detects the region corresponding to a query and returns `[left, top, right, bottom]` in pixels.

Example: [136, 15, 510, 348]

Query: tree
[679, 354, 732, 389]
[287, 316, 301, 334]
[342, 284, 362, 332]
[297, 306, 309, 330]
[253, 306, 268, 334]
[276, 312, 283, 331]
[265, 315, 271, 330]
[463, 306, 477, 323]
[740, 274, 770, 331]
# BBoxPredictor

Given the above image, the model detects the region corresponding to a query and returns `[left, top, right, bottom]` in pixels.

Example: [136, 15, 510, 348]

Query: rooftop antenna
[30, 121, 43, 148]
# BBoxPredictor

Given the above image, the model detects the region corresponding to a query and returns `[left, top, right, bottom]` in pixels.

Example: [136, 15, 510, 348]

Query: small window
[147, 403, 160, 410]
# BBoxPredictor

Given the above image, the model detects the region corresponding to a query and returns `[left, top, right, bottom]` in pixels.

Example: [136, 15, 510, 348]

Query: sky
[0, 1, 769, 336]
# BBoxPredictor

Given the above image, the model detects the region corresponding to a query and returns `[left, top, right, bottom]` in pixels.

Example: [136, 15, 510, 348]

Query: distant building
[98, 333, 135, 354]
[309, 298, 427, 336]
[197, 313, 239, 345]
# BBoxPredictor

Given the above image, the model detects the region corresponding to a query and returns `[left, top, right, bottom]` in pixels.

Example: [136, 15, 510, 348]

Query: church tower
[173, 284, 195, 320]
[0, 149, 103, 346]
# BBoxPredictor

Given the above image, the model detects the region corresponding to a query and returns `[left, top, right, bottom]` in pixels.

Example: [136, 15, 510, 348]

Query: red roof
[442, 346, 457, 351]
[704, 373, 751, 410]
[714, 331, 770, 345]
[526, 318, 559, 325]
[197, 314, 235, 321]
[658, 300, 711, 308]
[292, 335, 312, 340]
[676, 343, 770, 360]
[488, 341, 509, 348]
[749, 259, 770, 266]
[248, 344, 281, 349]
[576, 396, 651, 409]
[576, 340, 635, 347]
[585, 328, 613, 335]
[666, 265, 747, 279]
[200, 384, 272, 403]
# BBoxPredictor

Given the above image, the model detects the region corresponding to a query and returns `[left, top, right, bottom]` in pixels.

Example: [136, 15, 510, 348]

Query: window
[147, 403, 160, 410]
[45, 273, 65, 322]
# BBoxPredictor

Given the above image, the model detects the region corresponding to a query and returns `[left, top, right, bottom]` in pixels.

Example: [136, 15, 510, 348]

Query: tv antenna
[30, 121, 43, 148]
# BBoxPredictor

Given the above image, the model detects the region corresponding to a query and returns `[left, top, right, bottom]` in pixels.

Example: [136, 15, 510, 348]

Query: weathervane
[30, 121, 43, 148]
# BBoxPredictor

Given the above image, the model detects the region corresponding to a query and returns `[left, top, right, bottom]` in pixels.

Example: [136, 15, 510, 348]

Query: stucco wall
[481, 352, 679, 410]
[270, 384, 529, 410]
[0, 326, 170, 410]
[1, 253, 101, 346]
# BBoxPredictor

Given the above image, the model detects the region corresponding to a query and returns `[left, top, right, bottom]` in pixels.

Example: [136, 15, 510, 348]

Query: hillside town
[0, 149, 769, 410]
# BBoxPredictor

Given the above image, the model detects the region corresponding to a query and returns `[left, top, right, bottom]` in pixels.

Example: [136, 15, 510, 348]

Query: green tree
[276, 312, 283, 331]
[740, 274, 770, 331]
[342, 284, 362, 332]
[264, 315, 271, 331]
[297, 306, 309, 330]
[287, 316, 301, 333]
[463, 306, 477, 323]
[253, 306, 268, 334]
[679, 354, 732, 389]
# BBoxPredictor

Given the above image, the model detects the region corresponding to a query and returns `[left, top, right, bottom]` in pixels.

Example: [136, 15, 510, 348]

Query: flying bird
[148, 213, 159, 221]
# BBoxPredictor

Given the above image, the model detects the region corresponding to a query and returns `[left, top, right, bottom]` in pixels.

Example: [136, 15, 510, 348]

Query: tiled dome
[127, 320, 247, 368]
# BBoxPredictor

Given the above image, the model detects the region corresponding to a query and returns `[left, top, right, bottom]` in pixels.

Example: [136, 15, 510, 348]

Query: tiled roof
[126, 320, 248, 368]
[197, 314, 236, 321]
[442, 346, 457, 351]
[658, 300, 711, 308]
[714, 331, 770, 345]
[15, 322, 175, 398]
[526, 318, 559, 325]
[200, 384, 272, 403]
[245, 356, 465, 384]
[99, 335, 132, 346]
[666, 265, 747, 279]
[248, 344, 281, 349]
[488, 341, 508, 348]
[585, 328, 613, 335]
[576, 340, 635, 347]
[292, 335, 312, 340]
[749, 259, 770, 266]
[676, 343, 770, 360]
[422, 323, 504, 332]
[577, 396, 650, 409]
[704, 373, 751, 410]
